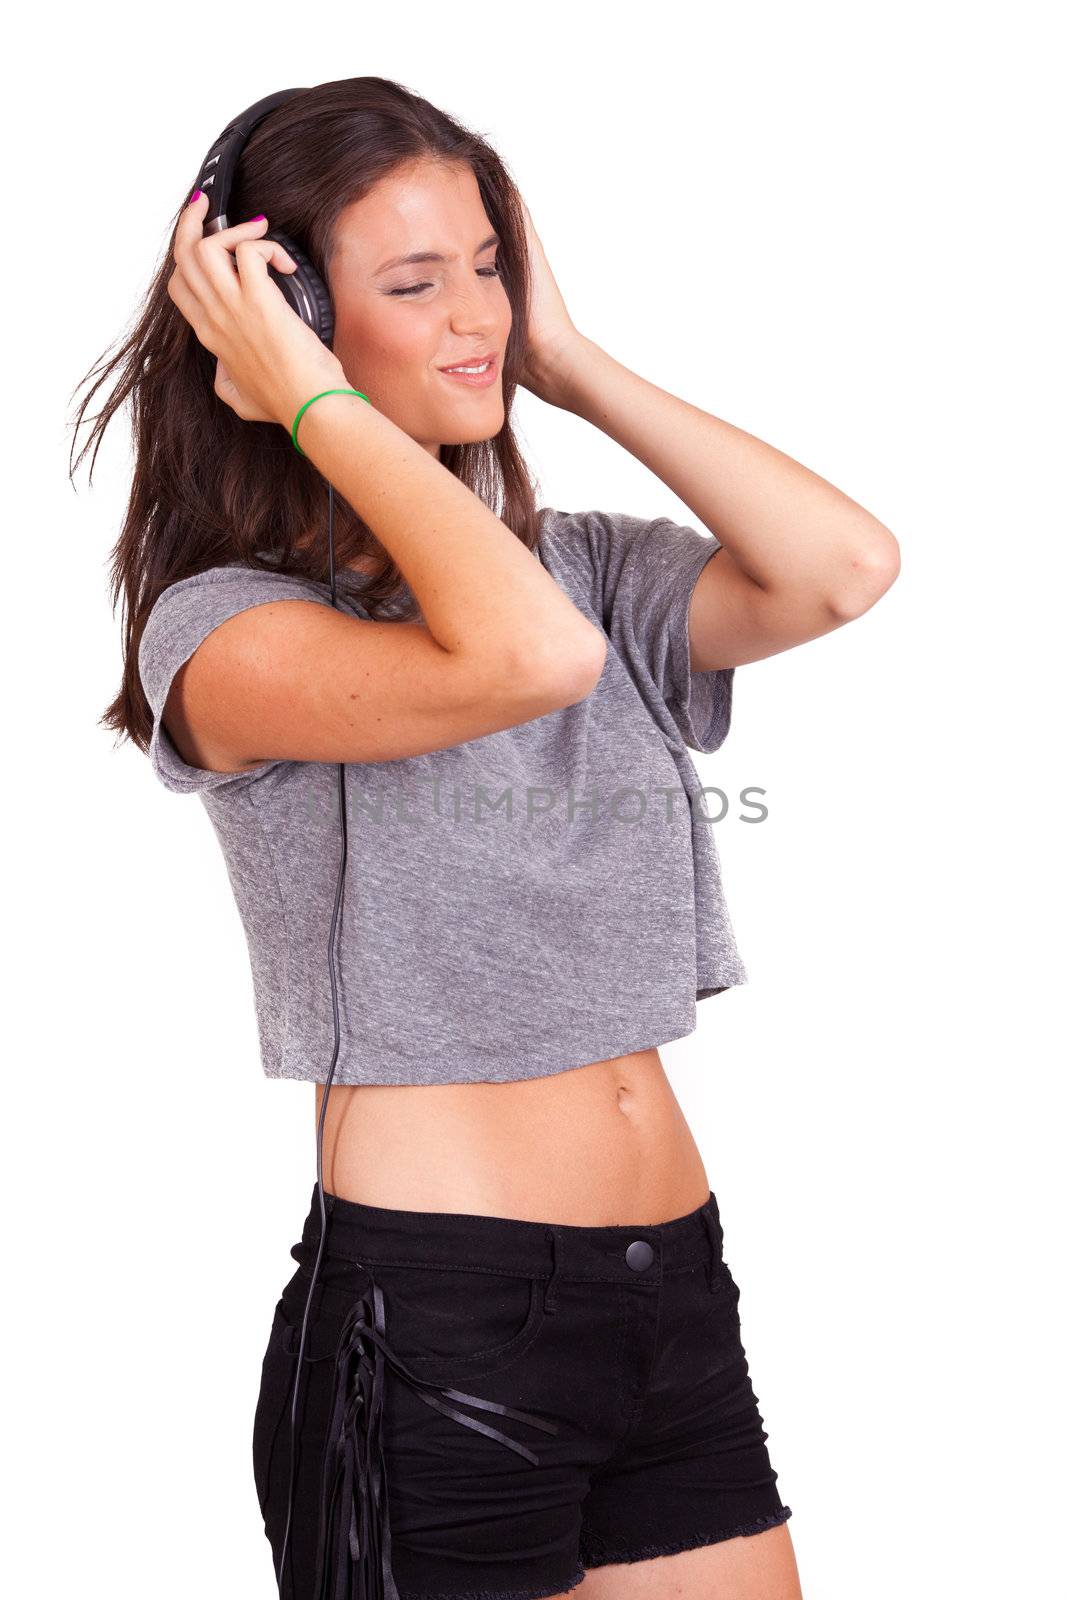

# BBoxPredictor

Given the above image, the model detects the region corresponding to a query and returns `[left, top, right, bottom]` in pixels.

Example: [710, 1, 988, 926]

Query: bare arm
[293, 388, 603, 690]
[536, 334, 901, 672]
[162, 198, 606, 775]
[168, 601, 604, 778]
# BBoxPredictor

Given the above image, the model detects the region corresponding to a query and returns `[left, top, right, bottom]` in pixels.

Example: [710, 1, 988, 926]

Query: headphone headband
[193, 88, 308, 236]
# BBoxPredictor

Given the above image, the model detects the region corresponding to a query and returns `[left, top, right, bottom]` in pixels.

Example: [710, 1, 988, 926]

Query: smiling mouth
[437, 354, 499, 387]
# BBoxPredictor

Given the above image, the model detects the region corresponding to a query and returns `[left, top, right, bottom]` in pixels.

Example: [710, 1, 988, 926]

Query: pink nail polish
[188, 188, 202, 204]
[251, 213, 266, 221]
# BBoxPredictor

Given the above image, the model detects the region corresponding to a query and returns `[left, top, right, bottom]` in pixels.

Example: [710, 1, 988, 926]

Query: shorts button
[625, 1240, 654, 1272]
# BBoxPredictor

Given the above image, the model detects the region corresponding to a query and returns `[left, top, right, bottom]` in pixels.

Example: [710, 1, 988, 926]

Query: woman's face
[326, 159, 512, 457]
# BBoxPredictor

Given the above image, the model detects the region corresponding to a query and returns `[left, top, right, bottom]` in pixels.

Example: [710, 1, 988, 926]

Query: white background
[5, 2, 1064, 1595]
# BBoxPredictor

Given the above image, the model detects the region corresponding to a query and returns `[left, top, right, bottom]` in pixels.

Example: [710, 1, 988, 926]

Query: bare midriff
[313, 1046, 711, 1228]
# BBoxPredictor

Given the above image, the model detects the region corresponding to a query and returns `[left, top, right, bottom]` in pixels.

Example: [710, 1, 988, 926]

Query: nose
[449, 307, 496, 341]
[448, 276, 501, 336]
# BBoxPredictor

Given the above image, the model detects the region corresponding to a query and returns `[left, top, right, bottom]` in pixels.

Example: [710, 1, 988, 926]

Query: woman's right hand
[167, 190, 347, 430]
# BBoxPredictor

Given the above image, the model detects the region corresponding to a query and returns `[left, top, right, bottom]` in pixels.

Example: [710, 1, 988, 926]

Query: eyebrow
[373, 233, 500, 276]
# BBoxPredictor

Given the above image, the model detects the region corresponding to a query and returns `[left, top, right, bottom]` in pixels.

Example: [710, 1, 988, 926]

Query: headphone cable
[276, 479, 348, 1594]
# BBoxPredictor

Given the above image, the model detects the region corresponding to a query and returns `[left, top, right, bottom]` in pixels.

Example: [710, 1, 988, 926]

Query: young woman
[72, 79, 897, 1600]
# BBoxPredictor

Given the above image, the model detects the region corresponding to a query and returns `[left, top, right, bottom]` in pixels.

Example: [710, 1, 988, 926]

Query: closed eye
[390, 267, 502, 298]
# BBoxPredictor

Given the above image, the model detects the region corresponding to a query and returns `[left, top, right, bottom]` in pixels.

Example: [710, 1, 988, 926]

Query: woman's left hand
[517, 196, 588, 408]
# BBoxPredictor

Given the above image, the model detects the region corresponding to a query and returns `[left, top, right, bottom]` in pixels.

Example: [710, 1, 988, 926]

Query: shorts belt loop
[543, 1229, 560, 1314]
[700, 1196, 721, 1289]
[700, 1198, 719, 1256]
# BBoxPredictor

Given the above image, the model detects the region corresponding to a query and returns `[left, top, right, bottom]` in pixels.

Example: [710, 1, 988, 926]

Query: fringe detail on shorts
[313, 1276, 561, 1600]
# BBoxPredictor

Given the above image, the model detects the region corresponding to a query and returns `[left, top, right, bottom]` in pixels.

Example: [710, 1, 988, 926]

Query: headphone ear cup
[264, 228, 335, 350]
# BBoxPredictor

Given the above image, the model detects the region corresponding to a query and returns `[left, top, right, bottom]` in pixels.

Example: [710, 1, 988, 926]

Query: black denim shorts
[253, 1182, 792, 1600]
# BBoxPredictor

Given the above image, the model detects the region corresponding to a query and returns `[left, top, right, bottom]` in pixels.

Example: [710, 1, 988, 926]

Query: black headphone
[192, 87, 349, 1598]
[194, 87, 335, 349]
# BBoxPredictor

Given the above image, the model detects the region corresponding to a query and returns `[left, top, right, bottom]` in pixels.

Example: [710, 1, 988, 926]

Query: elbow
[509, 625, 607, 715]
[556, 627, 608, 704]
[825, 526, 901, 622]
[537, 624, 607, 705]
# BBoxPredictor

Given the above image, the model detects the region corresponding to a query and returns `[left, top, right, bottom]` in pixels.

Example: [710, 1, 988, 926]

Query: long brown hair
[68, 76, 539, 756]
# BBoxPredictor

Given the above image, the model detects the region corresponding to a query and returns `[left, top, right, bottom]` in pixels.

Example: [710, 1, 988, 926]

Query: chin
[440, 410, 507, 448]
[443, 431, 503, 448]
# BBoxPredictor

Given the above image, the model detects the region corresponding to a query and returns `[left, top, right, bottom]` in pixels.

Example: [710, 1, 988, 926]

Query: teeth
[444, 360, 490, 374]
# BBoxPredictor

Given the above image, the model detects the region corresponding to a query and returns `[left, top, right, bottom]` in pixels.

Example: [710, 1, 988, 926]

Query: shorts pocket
[271, 1254, 548, 1384]
[359, 1259, 549, 1379]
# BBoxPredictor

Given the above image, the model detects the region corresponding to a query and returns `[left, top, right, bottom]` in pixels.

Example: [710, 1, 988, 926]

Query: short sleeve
[540, 508, 734, 754]
[137, 566, 337, 795]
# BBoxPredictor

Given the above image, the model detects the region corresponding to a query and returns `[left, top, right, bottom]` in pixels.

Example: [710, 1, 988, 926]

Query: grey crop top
[138, 506, 748, 1086]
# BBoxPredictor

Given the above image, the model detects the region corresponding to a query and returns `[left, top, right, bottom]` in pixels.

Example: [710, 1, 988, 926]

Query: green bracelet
[291, 387, 372, 456]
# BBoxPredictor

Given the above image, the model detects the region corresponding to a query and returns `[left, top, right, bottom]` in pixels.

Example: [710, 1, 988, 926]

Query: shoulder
[142, 560, 330, 624]
[138, 562, 335, 713]
[535, 505, 654, 595]
[537, 507, 712, 621]
[537, 505, 721, 581]
[536, 505, 649, 558]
